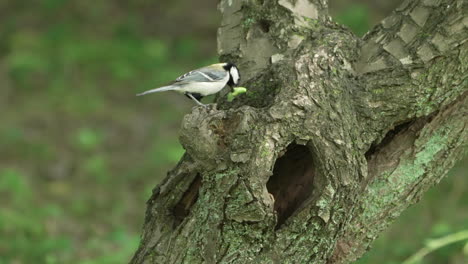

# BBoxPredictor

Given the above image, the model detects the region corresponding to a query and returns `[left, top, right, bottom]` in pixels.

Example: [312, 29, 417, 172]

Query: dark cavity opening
[258, 19, 271, 33]
[267, 143, 316, 228]
[365, 120, 415, 160]
[173, 174, 202, 227]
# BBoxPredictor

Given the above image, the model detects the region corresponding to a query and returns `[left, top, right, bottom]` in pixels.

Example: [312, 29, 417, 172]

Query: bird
[136, 62, 240, 107]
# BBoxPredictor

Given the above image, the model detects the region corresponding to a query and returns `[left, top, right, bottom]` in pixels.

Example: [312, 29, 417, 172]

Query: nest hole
[365, 120, 415, 160]
[267, 143, 316, 228]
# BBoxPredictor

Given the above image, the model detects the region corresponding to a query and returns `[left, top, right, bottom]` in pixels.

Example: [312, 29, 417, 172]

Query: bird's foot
[196, 103, 217, 111]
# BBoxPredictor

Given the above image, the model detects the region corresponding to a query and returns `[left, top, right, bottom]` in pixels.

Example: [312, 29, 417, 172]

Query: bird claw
[198, 103, 217, 111]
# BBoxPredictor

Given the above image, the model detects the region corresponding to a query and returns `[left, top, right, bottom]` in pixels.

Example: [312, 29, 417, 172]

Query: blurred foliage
[334, 4, 370, 36]
[0, 1, 216, 263]
[0, 0, 466, 264]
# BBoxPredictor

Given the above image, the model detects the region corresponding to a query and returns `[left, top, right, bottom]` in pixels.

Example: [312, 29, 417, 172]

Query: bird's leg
[186, 93, 207, 107]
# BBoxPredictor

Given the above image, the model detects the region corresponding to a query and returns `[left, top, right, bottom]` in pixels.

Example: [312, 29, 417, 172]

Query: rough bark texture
[131, 0, 467, 263]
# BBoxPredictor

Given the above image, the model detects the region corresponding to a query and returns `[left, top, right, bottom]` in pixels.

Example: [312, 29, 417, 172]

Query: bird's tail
[136, 85, 178, 96]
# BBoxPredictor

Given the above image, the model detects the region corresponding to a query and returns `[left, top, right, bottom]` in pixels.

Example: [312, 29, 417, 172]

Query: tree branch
[332, 91, 468, 263]
[354, 0, 467, 145]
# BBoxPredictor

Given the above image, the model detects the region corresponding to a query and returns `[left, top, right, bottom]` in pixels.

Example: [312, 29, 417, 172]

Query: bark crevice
[172, 173, 202, 227]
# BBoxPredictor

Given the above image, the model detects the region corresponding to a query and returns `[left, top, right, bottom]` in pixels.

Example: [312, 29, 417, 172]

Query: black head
[223, 63, 240, 86]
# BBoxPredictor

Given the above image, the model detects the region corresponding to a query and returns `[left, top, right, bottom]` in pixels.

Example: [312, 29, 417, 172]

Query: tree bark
[131, 0, 467, 263]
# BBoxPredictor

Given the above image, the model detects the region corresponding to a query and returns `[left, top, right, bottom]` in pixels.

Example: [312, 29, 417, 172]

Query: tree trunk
[131, 0, 467, 263]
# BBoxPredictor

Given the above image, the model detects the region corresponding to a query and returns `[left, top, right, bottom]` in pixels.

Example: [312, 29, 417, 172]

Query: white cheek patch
[230, 67, 240, 85]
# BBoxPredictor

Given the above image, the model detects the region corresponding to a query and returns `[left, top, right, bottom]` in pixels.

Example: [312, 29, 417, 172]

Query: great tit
[137, 62, 240, 106]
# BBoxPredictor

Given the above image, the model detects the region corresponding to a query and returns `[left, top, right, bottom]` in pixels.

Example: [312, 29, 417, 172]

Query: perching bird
[137, 62, 240, 106]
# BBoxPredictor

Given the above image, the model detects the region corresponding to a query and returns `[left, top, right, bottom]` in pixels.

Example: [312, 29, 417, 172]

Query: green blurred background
[0, 0, 466, 263]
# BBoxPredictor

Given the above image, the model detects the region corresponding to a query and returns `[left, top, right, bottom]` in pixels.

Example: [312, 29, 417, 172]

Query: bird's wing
[175, 67, 227, 83]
